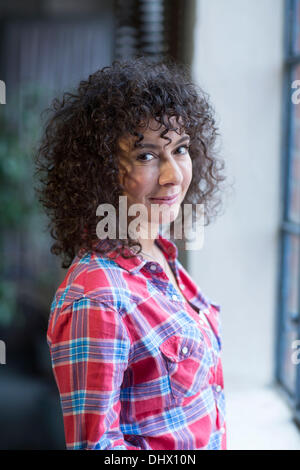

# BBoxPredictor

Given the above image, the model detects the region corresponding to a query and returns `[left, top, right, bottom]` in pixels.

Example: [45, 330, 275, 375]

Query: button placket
[198, 310, 210, 329]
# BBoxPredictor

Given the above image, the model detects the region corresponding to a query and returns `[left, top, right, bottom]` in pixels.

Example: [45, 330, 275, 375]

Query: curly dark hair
[33, 56, 226, 269]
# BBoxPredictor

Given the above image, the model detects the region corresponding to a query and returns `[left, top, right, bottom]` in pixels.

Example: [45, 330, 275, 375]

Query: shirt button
[220, 426, 225, 434]
[181, 346, 189, 355]
[179, 283, 185, 290]
[172, 294, 179, 301]
[215, 385, 222, 393]
[149, 264, 157, 271]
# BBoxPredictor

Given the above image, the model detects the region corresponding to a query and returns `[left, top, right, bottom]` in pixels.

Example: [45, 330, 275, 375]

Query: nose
[158, 156, 183, 186]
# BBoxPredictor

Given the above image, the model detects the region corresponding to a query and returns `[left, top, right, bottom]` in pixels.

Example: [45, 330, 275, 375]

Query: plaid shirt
[47, 233, 226, 450]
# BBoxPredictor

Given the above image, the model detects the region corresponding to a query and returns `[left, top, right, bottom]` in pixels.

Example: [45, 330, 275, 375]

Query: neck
[138, 225, 161, 257]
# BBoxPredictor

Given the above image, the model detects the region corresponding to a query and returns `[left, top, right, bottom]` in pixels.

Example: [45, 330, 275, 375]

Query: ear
[118, 157, 130, 187]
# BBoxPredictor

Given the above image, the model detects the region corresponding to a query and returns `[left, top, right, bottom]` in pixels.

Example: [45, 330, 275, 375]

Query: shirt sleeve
[47, 296, 141, 450]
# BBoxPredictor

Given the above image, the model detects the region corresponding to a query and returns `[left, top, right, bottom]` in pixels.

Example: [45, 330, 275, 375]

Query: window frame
[275, 0, 300, 427]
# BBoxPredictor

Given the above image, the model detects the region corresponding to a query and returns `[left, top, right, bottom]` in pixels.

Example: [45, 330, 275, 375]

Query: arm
[48, 296, 141, 450]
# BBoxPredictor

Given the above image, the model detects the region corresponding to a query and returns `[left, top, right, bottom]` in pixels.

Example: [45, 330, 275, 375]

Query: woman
[34, 57, 227, 450]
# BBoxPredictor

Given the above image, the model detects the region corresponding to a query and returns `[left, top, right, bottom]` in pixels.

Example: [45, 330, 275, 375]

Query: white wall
[189, 0, 284, 387]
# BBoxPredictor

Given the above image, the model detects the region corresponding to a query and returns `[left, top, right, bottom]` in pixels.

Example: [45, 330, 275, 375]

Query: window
[114, 0, 193, 64]
[276, 0, 300, 426]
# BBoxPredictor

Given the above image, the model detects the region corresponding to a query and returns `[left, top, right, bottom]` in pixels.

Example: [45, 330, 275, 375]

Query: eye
[136, 152, 155, 162]
[176, 144, 190, 155]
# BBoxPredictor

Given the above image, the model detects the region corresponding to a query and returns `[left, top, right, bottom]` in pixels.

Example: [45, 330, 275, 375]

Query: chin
[153, 207, 180, 225]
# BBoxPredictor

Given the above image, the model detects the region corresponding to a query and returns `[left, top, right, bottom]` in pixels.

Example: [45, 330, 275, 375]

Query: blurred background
[0, 0, 299, 450]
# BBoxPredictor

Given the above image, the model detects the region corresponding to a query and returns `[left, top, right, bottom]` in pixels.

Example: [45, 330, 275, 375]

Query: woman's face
[118, 117, 193, 232]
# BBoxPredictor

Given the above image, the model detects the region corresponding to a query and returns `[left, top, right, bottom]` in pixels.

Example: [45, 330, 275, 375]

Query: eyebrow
[133, 135, 190, 150]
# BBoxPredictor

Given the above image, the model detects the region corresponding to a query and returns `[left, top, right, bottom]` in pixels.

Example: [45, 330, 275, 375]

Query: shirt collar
[94, 232, 178, 275]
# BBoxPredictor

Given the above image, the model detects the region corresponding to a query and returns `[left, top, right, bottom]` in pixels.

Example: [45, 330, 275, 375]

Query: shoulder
[47, 250, 136, 344]
[51, 250, 136, 311]
[48, 249, 147, 334]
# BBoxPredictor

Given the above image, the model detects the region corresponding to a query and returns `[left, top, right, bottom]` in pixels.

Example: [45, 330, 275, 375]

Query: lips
[149, 192, 180, 204]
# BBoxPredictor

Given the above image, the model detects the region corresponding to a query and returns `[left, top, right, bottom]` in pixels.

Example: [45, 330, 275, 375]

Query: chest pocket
[159, 325, 211, 401]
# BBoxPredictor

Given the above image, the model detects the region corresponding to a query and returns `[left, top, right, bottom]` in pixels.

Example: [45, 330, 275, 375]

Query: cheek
[123, 168, 156, 197]
[181, 160, 193, 188]
[124, 176, 141, 194]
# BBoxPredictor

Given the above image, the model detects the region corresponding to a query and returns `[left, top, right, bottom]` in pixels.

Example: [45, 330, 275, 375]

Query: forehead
[118, 116, 186, 153]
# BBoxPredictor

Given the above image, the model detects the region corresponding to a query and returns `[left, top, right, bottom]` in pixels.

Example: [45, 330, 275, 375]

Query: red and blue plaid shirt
[47, 233, 227, 450]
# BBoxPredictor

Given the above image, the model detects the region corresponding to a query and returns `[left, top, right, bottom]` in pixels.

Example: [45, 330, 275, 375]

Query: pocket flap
[159, 331, 202, 363]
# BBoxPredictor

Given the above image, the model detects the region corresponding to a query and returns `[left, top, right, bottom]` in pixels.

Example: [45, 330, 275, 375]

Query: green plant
[0, 82, 55, 326]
